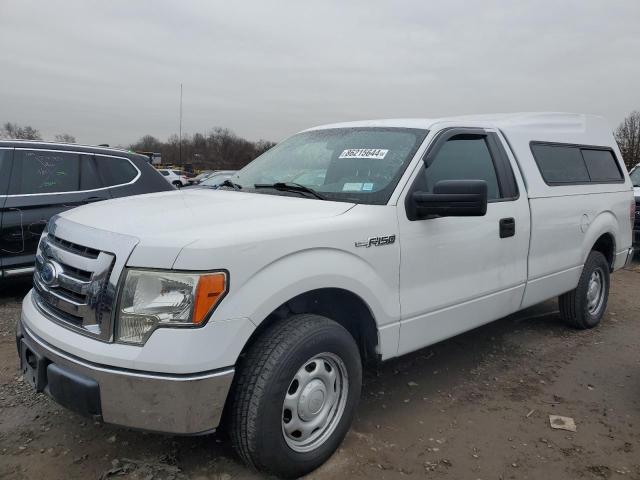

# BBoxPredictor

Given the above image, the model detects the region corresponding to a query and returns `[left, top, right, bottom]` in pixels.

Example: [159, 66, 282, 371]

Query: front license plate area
[20, 340, 48, 392]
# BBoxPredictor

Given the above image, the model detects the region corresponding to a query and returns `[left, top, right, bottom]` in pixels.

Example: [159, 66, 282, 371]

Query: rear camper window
[531, 143, 623, 185]
[531, 144, 589, 184]
[581, 149, 623, 182]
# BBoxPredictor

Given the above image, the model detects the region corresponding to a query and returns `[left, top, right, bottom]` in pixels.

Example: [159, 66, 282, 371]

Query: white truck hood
[59, 189, 355, 268]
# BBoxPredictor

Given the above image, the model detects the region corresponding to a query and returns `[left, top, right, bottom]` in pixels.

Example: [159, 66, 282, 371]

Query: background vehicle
[0, 141, 172, 280]
[135, 151, 162, 165]
[16, 113, 633, 478]
[192, 170, 214, 184]
[184, 171, 198, 185]
[185, 170, 236, 189]
[157, 168, 189, 187]
[629, 164, 640, 246]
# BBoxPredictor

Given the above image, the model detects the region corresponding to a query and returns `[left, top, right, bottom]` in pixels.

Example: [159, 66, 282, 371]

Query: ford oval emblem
[40, 261, 59, 287]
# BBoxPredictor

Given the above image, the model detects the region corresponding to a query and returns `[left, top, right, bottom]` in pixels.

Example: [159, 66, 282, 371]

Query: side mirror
[412, 180, 488, 218]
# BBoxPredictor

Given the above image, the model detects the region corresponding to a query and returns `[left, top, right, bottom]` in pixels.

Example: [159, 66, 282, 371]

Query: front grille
[33, 233, 116, 341]
[36, 256, 93, 303]
[33, 290, 84, 326]
[48, 234, 101, 259]
[58, 263, 92, 281]
[54, 285, 87, 304]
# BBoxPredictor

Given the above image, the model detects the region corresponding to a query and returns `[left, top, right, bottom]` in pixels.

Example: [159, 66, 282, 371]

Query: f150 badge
[355, 235, 396, 248]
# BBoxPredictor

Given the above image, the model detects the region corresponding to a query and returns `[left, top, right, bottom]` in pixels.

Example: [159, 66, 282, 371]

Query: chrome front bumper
[16, 320, 234, 434]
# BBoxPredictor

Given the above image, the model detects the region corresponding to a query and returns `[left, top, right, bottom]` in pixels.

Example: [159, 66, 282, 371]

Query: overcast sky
[1, 0, 639, 146]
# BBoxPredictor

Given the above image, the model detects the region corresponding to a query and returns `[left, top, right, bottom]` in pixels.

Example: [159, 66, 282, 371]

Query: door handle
[84, 196, 105, 203]
[499, 217, 515, 238]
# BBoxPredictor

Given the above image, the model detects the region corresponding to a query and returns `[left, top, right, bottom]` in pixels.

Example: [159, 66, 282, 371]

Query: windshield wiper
[219, 179, 242, 190]
[254, 182, 326, 200]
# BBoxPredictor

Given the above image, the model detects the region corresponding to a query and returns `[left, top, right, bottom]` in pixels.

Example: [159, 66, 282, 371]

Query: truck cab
[16, 113, 634, 478]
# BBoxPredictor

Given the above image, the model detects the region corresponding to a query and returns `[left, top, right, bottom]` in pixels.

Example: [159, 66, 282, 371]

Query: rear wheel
[228, 314, 362, 478]
[559, 251, 610, 329]
[172, 181, 182, 188]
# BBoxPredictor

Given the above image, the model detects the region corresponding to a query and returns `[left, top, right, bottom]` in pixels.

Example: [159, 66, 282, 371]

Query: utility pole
[179, 83, 183, 166]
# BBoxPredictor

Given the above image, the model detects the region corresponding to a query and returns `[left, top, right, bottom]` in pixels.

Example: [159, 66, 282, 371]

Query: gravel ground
[1, 264, 639, 480]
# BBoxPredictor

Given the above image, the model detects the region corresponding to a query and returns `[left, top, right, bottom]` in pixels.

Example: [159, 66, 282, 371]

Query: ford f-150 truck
[16, 113, 634, 478]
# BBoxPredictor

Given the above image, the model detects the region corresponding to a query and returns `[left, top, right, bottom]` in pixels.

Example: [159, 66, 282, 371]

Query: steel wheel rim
[586, 268, 605, 315]
[281, 352, 349, 453]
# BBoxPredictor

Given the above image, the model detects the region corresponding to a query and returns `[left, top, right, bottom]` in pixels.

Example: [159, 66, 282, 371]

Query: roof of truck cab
[306, 112, 611, 134]
[307, 112, 627, 199]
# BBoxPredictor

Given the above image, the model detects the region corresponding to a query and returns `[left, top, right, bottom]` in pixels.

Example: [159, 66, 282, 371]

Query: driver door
[397, 128, 530, 356]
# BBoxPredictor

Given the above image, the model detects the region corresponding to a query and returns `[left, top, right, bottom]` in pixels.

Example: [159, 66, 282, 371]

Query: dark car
[0, 141, 173, 279]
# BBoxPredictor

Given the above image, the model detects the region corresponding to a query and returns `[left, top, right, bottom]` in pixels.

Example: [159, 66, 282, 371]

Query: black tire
[228, 314, 362, 478]
[559, 251, 610, 329]
[172, 181, 182, 188]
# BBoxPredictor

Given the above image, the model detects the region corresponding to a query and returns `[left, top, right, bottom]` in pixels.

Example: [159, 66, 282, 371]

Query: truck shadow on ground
[100, 300, 569, 478]
[0, 278, 32, 302]
[1, 280, 587, 479]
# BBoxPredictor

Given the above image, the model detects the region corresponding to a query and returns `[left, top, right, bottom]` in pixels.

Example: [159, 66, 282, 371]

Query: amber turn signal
[193, 273, 227, 324]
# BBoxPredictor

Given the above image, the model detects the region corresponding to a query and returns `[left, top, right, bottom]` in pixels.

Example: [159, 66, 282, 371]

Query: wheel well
[592, 233, 615, 270]
[241, 288, 379, 364]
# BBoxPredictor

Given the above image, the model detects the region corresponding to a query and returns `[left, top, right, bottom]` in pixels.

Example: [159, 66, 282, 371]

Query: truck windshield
[230, 127, 428, 204]
[629, 166, 640, 187]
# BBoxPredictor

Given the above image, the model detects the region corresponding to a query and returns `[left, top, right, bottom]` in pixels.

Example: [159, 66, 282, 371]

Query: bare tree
[130, 134, 161, 152]
[130, 128, 276, 170]
[615, 111, 640, 170]
[1, 122, 42, 140]
[54, 133, 76, 143]
[254, 139, 277, 156]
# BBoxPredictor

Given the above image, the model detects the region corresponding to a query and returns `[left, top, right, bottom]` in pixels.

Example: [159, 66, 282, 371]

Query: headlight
[116, 269, 227, 345]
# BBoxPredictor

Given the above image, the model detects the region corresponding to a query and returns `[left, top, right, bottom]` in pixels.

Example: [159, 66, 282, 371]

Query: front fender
[210, 247, 400, 362]
[217, 247, 399, 328]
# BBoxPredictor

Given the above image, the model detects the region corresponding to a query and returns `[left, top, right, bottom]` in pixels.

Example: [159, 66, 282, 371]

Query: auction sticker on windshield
[339, 148, 388, 159]
[343, 182, 363, 191]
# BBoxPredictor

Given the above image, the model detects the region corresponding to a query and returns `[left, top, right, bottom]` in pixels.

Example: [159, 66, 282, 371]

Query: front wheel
[228, 314, 362, 478]
[559, 250, 610, 329]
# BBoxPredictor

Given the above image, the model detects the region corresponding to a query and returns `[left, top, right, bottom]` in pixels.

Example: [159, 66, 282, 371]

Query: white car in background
[192, 170, 215, 184]
[186, 170, 237, 189]
[158, 168, 189, 188]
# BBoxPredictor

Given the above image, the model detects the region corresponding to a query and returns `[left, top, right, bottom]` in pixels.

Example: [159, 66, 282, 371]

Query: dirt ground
[1, 265, 639, 480]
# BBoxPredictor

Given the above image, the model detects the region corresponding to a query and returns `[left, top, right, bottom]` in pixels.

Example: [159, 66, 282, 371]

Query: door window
[421, 135, 501, 200]
[80, 154, 103, 190]
[9, 150, 81, 195]
[0, 149, 12, 196]
[96, 156, 138, 186]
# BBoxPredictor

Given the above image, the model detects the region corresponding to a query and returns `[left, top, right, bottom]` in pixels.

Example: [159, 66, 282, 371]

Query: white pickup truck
[17, 113, 634, 478]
